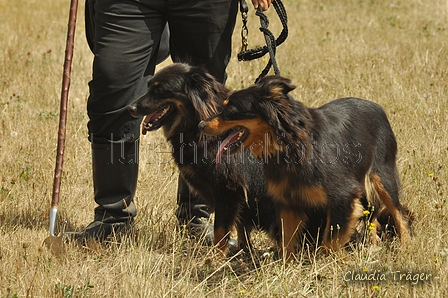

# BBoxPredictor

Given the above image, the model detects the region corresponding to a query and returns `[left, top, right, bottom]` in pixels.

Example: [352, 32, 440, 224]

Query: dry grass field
[1, 0, 447, 297]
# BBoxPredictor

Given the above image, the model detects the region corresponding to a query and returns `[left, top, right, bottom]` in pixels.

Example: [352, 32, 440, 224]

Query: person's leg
[167, 0, 239, 240]
[72, 0, 166, 240]
[87, 0, 166, 144]
[168, 0, 239, 83]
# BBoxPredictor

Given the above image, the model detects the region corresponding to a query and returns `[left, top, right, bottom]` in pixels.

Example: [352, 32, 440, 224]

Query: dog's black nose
[128, 104, 137, 113]
[128, 103, 141, 118]
[198, 120, 206, 131]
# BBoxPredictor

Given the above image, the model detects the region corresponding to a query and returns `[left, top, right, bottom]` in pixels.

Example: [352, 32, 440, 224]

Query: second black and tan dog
[128, 63, 279, 255]
[199, 75, 413, 260]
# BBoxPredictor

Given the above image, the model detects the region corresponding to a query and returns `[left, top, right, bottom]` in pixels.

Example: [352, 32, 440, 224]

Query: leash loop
[238, 0, 288, 83]
[256, 6, 280, 79]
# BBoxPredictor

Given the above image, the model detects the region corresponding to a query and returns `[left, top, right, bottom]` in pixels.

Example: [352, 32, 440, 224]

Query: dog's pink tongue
[216, 130, 242, 163]
[141, 110, 165, 135]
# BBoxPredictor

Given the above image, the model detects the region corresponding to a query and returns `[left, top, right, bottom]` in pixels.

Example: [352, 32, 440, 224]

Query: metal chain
[240, 0, 249, 52]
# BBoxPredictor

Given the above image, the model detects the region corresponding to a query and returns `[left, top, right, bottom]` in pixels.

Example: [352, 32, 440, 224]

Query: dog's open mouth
[142, 105, 171, 135]
[216, 128, 246, 163]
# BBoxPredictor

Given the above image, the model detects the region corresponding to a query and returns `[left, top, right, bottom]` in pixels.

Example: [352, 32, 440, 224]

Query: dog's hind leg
[370, 174, 411, 243]
[364, 172, 382, 245]
[322, 197, 365, 252]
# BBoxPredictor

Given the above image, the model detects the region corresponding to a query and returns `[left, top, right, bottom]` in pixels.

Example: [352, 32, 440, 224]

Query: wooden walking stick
[43, 0, 79, 257]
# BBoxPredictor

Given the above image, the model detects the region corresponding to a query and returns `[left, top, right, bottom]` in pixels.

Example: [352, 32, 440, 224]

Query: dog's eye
[225, 104, 238, 114]
[151, 85, 165, 95]
[227, 105, 237, 113]
[148, 81, 163, 93]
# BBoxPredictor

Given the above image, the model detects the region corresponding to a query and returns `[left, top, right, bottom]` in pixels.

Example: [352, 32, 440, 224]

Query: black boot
[67, 140, 139, 242]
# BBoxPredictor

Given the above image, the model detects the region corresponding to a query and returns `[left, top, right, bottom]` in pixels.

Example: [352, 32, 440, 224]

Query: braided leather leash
[238, 0, 288, 83]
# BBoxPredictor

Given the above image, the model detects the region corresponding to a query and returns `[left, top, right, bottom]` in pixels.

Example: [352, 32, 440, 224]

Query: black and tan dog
[199, 75, 413, 260]
[127, 63, 278, 254]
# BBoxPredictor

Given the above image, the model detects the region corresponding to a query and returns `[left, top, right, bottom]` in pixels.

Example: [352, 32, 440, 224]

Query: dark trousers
[87, 0, 238, 143]
[86, 0, 238, 221]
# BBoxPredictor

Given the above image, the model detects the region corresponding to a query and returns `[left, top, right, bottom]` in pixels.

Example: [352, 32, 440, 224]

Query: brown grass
[1, 0, 447, 297]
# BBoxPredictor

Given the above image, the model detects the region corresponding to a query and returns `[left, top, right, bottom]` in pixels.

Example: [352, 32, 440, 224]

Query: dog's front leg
[278, 207, 305, 262]
[213, 223, 230, 257]
[212, 202, 229, 255]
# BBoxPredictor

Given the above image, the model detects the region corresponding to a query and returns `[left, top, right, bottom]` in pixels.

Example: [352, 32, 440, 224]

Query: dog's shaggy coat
[199, 75, 413, 260]
[128, 63, 278, 253]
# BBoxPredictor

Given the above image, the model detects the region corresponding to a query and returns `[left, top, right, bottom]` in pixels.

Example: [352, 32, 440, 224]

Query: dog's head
[198, 75, 299, 161]
[128, 63, 227, 139]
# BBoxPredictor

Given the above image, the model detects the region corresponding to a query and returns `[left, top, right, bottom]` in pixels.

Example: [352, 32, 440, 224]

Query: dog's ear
[188, 70, 213, 89]
[184, 67, 222, 119]
[257, 75, 296, 99]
